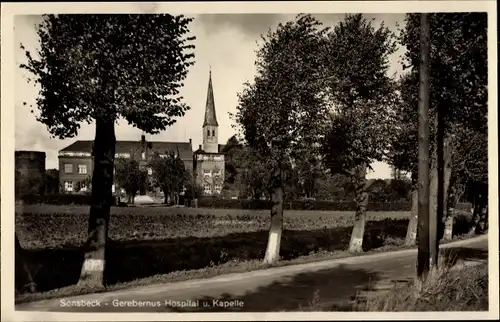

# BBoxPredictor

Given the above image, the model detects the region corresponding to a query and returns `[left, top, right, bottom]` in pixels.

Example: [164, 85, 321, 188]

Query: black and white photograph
[1, 1, 498, 320]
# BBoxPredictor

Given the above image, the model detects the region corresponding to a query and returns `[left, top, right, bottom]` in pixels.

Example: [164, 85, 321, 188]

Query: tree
[43, 168, 60, 195]
[315, 173, 356, 201]
[291, 154, 324, 199]
[114, 158, 146, 203]
[235, 14, 330, 263]
[20, 14, 195, 289]
[149, 151, 187, 204]
[387, 73, 425, 246]
[322, 14, 398, 253]
[398, 13, 488, 252]
[221, 136, 270, 200]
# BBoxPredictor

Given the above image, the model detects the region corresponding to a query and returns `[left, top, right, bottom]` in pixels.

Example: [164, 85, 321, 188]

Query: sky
[14, 13, 406, 178]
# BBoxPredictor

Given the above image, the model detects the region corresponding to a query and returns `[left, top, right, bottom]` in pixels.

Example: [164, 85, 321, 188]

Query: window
[207, 129, 210, 137]
[64, 163, 73, 174]
[78, 164, 87, 174]
[212, 129, 215, 137]
[215, 184, 222, 193]
[204, 183, 212, 194]
[213, 170, 221, 177]
[147, 167, 153, 175]
[79, 182, 88, 192]
[64, 181, 73, 192]
[203, 169, 211, 177]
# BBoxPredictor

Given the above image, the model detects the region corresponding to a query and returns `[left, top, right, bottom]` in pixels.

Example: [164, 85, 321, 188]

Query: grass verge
[358, 262, 489, 311]
[300, 259, 488, 311]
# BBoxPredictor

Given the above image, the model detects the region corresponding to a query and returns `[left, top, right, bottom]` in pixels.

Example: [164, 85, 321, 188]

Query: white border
[1, 1, 498, 321]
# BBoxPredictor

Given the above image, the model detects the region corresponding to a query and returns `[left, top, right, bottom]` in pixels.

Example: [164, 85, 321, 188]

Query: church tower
[202, 68, 219, 153]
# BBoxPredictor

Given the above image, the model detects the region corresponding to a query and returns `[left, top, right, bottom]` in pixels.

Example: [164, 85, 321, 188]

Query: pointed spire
[203, 67, 218, 127]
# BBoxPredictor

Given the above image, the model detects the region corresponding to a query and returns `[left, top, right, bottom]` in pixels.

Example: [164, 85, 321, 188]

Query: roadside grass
[15, 206, 473, 304]
[300, 258, 488, 311]
[360, 262, 488, 311]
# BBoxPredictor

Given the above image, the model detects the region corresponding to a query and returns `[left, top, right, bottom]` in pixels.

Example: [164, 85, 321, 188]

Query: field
[15, 204, 473, 300]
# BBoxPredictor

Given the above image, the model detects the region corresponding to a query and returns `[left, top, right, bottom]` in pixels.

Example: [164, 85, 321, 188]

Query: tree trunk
[163, 189, 169, 204]
[437, 135, 453, 242]
[78, 118, 116, 289]
[468, 184, 487, 235]
[443, 183, 463, 241]
[479, 206, 488, 233]
[348, 163, 369, 253]
[263, 168, 284, 264]
[417, 12, 431, 280]
[15, 233, 36, 293]
[405, 189, 419, 245]
[468, 198, 481, 235]
[476, 194, 488, 234]
[428, 162, 439, 268]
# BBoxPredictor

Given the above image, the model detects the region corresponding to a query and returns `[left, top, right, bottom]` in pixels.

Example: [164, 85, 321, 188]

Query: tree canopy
[149, 151, 187, 203]
[392, 13, 488, 184]
[235, 14, 330, 172]
[20, 14, 196, 138]
[322, 14, 398, 178]
[114, 158, 147, 202]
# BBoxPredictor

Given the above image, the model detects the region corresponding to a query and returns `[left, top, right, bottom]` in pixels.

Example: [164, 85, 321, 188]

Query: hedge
[195, 198, 472, 212]
[18, 194, 118, 206]
[18, 194, 471, 212]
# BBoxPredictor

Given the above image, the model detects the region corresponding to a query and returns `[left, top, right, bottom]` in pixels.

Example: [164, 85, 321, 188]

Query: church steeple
[202, 67, 219, 153]
[203, 67, 218, 127]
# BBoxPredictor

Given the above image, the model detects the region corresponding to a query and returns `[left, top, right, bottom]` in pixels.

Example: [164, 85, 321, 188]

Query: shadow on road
[165, 244, 488, 312]
[167, 265, 381, 312]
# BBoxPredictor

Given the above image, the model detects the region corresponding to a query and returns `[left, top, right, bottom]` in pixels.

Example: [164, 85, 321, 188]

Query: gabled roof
[203, 69, 219, 127]
[60, 140, 194, 161]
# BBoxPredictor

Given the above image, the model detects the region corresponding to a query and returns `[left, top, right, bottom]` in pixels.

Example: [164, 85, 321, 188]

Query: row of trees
[19, 13, 487, 290]
[234, 13, 488, 262]
[222, 135, 414, 202]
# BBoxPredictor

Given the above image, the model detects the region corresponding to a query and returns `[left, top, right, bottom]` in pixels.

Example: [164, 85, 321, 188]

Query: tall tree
[235, 14, 330, 263]
[322, 14, 398, 252]
[20, 14, 195, 289]
[398, 13, 488, 251]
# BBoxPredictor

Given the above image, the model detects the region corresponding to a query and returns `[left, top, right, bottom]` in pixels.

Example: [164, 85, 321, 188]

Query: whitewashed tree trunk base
[405, 231, 417, 246]
[78, 259, 105, 288]
[264, 229, 281, 264]
[348, 237, 363, 253]
[443, 215, 453, 240]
